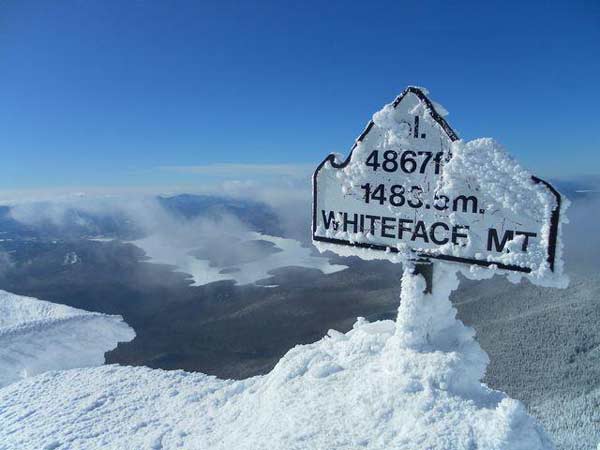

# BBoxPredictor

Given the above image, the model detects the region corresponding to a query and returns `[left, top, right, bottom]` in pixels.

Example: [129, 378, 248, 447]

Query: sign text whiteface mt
[312, 87, 563, 276]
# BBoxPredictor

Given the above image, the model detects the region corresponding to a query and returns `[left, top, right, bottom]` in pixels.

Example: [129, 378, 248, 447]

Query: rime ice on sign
[312, 87, 566, 286]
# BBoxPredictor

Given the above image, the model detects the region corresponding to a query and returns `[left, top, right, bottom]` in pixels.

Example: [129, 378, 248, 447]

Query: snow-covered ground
[458, 268, 600, 450]
[0, 265, 554, 450]
[132, 232, 347, 286]
[0, 290, 134, 388]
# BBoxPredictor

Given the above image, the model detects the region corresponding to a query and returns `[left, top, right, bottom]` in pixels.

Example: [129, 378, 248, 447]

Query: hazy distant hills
[157, 194, 282, 236]
[552, 176, 600, 199]
[0, 194, 282, 240]
[0, 203, 141, 240]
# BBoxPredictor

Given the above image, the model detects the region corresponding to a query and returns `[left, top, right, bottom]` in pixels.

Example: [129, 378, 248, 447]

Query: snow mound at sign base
[0, 266, 553, 450]
[0, 290, 135, 388]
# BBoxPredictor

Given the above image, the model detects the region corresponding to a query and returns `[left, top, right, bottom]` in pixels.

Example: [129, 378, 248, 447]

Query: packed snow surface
[132, 231, 347, 286]
[0, 264, 553, 449]
[0, 290, 134, 388]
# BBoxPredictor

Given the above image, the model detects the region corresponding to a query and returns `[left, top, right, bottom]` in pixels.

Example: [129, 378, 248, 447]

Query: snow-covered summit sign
[312, 87, 566, 283]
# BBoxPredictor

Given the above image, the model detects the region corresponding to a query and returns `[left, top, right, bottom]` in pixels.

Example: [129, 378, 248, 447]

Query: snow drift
[0, 290, 135, 388]
[0, 264, 553, 449]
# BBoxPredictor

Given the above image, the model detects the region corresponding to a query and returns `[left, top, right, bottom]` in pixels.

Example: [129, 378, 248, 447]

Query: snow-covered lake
[131, 232, 347, 286]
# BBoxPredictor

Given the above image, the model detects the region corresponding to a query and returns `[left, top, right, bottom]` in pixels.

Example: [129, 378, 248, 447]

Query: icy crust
[0, 265, 553, 450]
[313, 89, 568, 288]
[0, 290, 135, 387]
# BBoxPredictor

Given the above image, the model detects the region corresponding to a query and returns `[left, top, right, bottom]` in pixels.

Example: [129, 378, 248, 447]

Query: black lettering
[430, 222, 450, 245]
[381, 217, 396, 238]
[397, 218, 413, 240]
[411, 220, 429, 242]
[365, 215, 379, 235]
[413, 115, 419, 138]
[434, 194, 449, 211]
[452, 225, 470, 246]
[343, 212, 358, 233]
[453, 195, 478, 214]
[321, 210, 338, 231]
[515, 231, 537, 252]
[487, 228, 514, 252]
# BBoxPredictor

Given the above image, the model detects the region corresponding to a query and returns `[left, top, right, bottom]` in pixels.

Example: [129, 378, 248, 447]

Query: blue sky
[1, 0, 599, 191]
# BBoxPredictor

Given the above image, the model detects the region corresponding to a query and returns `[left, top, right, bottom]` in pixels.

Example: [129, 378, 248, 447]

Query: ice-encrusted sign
[312, 87, 566, 284]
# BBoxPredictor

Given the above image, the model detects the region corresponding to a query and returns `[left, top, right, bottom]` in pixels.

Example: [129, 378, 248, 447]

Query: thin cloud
[159, 163, 314, 178]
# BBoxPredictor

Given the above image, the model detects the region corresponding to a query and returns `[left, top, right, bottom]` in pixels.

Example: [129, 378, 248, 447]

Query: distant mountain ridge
[0, 194, 282, 240]
[551, 176, 600, 200]
[157, 194, 282, 235]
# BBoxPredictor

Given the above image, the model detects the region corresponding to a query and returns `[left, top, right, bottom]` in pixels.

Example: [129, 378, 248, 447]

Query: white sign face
[312, 87, 563, 277]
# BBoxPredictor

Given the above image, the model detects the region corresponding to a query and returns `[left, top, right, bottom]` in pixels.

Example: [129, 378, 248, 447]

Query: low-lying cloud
[2, 176, 598, 279]
[0, 179, 339, 286]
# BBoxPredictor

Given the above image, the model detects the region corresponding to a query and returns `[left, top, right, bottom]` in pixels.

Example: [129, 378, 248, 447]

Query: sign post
[412, 261, 433, 294]
[309, 87, 568, 446]
[312, 86, 566, 288]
